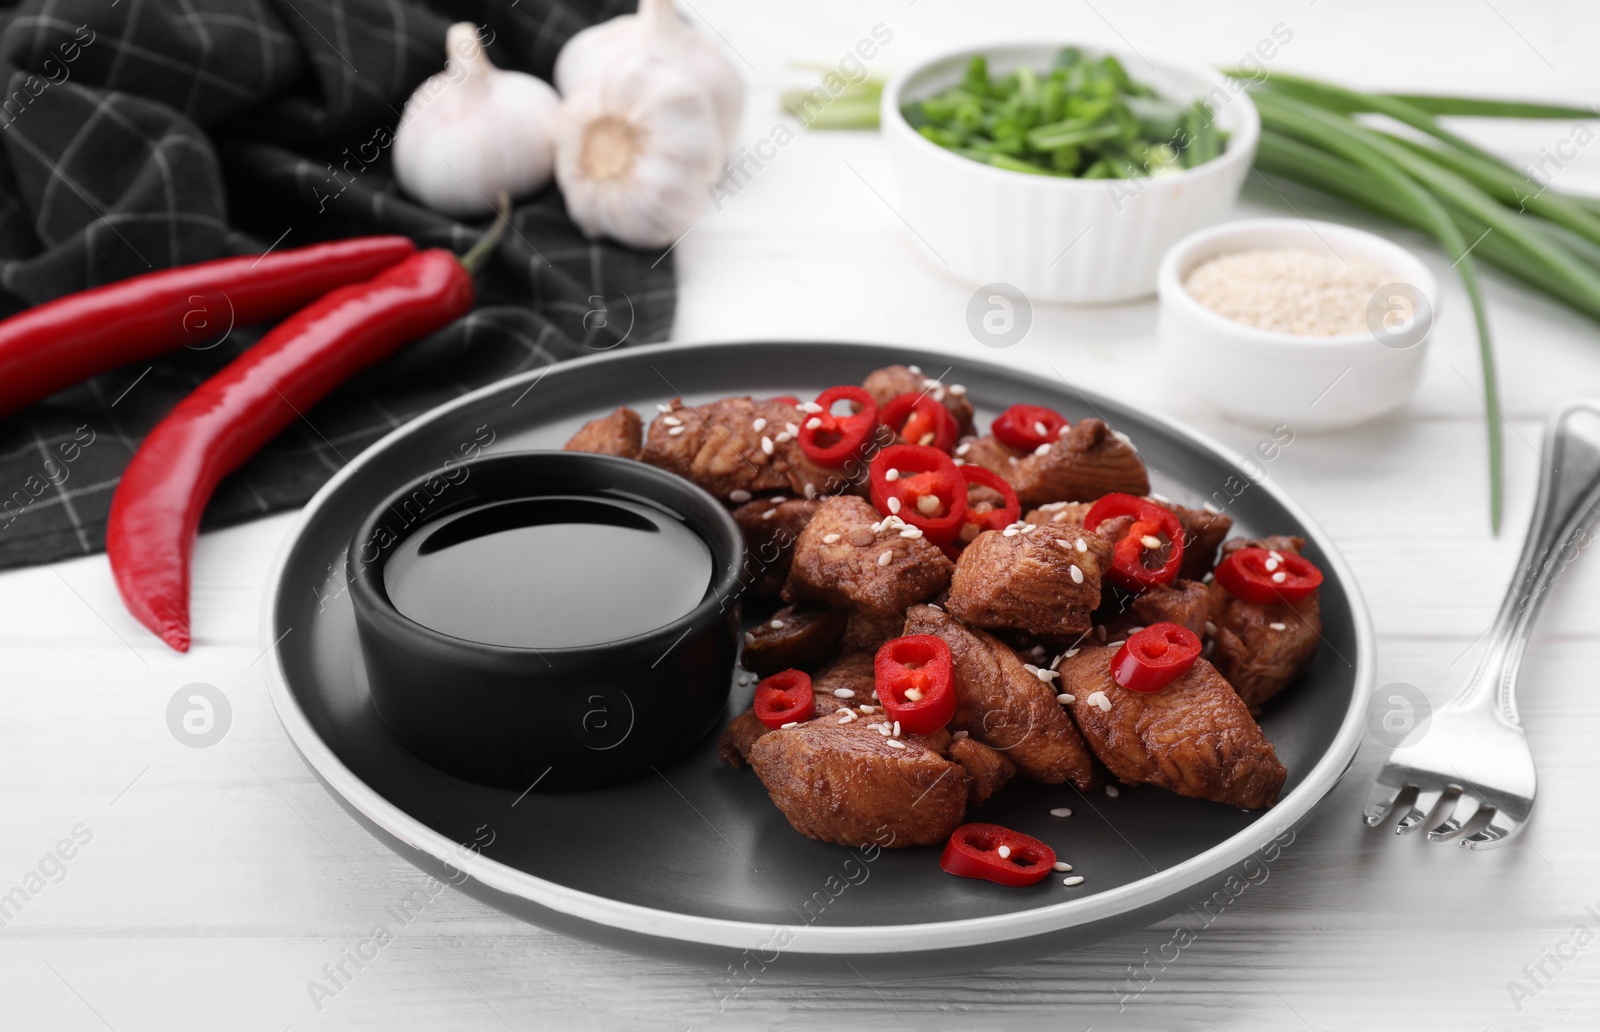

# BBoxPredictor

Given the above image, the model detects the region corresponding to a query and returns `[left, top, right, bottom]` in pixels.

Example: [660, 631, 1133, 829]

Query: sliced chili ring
[1110, 621, 1202, 694]
[939, 823, 1056, 887]
[991, 403, 1069, 451]
[874, 634, 956, 734]
[957, 465, 1020, 541]
[868, 444, 967, 545]
[798, 385, 879, 468]
[1213, 547, 1323, 604]
[880, 391, 958, 452]
[753, 669, 815, 729]
[1084, 492, 1184, 593]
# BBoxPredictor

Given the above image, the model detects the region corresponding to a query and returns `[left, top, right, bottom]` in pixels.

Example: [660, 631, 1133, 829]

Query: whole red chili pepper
[1110, 622, 1202, 693]
[939, 823, 1056, 886]
[753, 669, 815, 729]
[1214, 547, 1323, 604]
[0, 236, 417, 419]
[874, 634, 956, 734]
[108, 230, 498, 651]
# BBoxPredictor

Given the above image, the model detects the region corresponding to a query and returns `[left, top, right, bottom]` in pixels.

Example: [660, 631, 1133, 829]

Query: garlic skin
[394, 23, 559, 217]
[553, 52, 722, 249]
[554, 0, 743, 152]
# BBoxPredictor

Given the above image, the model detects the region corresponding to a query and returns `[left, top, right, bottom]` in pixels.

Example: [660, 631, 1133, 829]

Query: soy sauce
[382, 495, 713, 649]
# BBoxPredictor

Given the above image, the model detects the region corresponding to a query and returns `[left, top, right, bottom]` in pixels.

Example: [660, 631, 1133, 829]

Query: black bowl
[347, 451, 744, 792]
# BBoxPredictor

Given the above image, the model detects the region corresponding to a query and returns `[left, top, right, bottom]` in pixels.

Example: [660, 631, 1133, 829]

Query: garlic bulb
[393, 23, 560, 217]
[554, 0, 743, 152]
[553, 52, 722, 249]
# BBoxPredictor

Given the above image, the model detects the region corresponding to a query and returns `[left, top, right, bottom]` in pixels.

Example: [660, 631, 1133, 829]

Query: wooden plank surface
[4, 1, 1600, 1028]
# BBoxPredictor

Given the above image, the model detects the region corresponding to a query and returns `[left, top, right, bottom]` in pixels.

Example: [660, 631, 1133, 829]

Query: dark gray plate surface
[261, 341, 1372, 965]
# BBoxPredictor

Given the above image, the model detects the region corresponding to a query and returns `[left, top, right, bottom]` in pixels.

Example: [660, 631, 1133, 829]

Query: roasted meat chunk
[739, 604, 846, 677]
[1208, 537, 1321, 710]
[863, 365, 976, 437]
[732, 497, 815, 598]
[717, 652, 866, 768]
[961, 419, 1148, 509]
[1098, 579, 1213, 640]
[903, 604, 1099, 789]
[945, 522, 1112, 639]
[784, 496, 954, 624]
[642, 397, 839, 501]
[1057, 647, 1286, 809]
[563, 406, 642, 459]
[1170, 501, 1232, 580]
[948, 735, 1016, 806]
[748, 718, 964, 847]
[842, 607, 908, 650]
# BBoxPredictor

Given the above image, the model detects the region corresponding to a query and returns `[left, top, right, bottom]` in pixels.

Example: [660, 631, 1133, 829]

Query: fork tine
[1363, 781, 1416, 828]
[1460, 813, 1521, 850]
[1395, 787, 1457, 835]
[1427, 793, 1487, 842]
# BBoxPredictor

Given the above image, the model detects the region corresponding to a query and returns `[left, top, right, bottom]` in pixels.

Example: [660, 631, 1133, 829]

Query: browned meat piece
[962, 419, 1148, 509]
[1057, 647, 1286, 809]
[739, 605, 846, 677]
[1223, 534, 1305, 558]
[1097, 579, 1212, 640]
[717, 653, 863, 768]
[946, 523, 1113, 639]
[903, 604, 1099, 789]
[748, 718, 964, 847]
[784, 496, 954, 625]
[1024, 499, 1091, 530]
[863, 365, 976, 437]
[1208, 537, 1320, 709]
[842, 607, 907, 650]
[948, 735, 1016, 807]
[732, 497, 815, 598]
[641, 397, 842, 501]
[563, 406, 642, 459]
[1170, 501, 1232, 580]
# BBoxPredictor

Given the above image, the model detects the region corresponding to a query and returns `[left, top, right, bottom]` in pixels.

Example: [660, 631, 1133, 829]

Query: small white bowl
[881, 41, 1258, 304]
[1157, 219, 1439, 431]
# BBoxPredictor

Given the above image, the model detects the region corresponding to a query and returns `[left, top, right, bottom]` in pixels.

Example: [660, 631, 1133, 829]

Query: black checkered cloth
[0, 0, 671, 569]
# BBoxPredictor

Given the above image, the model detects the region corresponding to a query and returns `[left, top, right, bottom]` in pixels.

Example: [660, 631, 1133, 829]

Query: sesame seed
[927, 603, 943, 612]
[859, 704, 875, 713]
[1069, 564, 1084, 584]
[668, 425, 686, 436]
[951, 730, 969, 741]
[1088, 691, 1112, 712]
[769, 619, 786, 629]
[904, 687, 923, 701]
[744, 632, 755, 646]
[1140, 534, 1162, 550]
[1205, 621, 1217, 636]
[1033, 421, 1048, 436]
[884, 468, 901, 482]
[805, 417, 822, 430]
[908, 365, 922, 374]
[1269, 550, 1284, 561]
[1128, 626, 1144, 635]
[887, 496, 902, 514]
[1049, 807, 1073, 818]
[805, 482, 817, 499]
[1269, 621, 1288, 631]
[901, 527, 924, 539]
[878, 550, 893, 567]
[917, 494, 941, 516]
[780, 721, 799, 729]
[834, 688, 855, 698]
[1063, 648, 1080, 659]
[822, 533, 841, 544]
[878, 725, 892, 737]
[1053, 511, 1070, 523]
[1150, 492, 1170, 504]
[1076, 538, 1088, 552]
[1034, 443, 1052, 456]
[1272, 571, 1287, 583]
[1105, 785, 1120, 797]
[775, 432, 793, 444]
[998, 845, 1012, 859]
[1105, 641, 1125, 651]
[760, 436, 774, 455]
[762, 509, 778, 520]
[838, 712, 854, 723]
[1264, 557, 1280, 572]
[752, 417, 768, 432]
[786, 423, 799, 436]
[1021, 522, 1037, 534]
[956, 442, 972, 456]
[729, 490, 751, 503]
[950, 384, 967, 395]
[1053, 861, 1072, 872]
[802, 401, 823, 414]
[657, 403, 673, 413]
[1057, 693, 1074, 704]
[1003, 527, 1019, 538]
[892, 721, 902, 737]
[663, 415, 682, 426]
[1058, 424, 1071, 438]
[1062, 875, 1085, 886]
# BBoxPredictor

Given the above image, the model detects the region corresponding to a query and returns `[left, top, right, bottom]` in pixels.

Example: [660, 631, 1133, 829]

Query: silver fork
[1364, 399, 1600, 848]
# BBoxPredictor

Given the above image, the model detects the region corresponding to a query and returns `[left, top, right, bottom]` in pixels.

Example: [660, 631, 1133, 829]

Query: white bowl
[1157, 218, 1438, 431]
[881, 41, 1258, 304]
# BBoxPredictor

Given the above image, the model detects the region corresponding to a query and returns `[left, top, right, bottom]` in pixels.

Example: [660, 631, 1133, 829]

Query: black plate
[261, 341, 1372, 969]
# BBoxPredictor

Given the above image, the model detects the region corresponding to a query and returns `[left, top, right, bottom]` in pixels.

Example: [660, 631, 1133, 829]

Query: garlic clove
[394, 23, 560, 217]
[554, 0, 744, 152]
[553, 51, 722, 249]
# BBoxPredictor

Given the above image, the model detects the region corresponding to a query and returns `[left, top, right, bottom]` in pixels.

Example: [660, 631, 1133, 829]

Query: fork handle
[1456, 399, 1600, 720]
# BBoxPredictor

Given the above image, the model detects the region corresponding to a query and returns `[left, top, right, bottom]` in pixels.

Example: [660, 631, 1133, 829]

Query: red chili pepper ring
[874, 634, 956, 734]
[1110, 622, 1202, 694]
[1214, 547, 1324, 605]
[754, 669, 816, 729]
[940, 823, 1056, 886]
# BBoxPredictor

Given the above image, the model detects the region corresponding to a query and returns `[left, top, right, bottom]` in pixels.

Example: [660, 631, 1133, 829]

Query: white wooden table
[5, 2, 1600, 1028]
